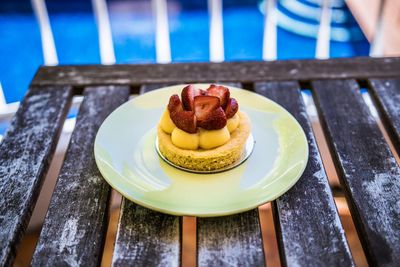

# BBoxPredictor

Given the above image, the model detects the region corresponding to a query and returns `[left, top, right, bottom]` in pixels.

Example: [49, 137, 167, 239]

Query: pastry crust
[158, 112, 251, 171]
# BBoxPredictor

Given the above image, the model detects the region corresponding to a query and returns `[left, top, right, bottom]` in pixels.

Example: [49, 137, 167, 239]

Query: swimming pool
[0, 0, 369, 104]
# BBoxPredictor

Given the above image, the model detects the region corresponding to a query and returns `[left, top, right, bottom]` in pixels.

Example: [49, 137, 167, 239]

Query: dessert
[158, 84, 251, 171]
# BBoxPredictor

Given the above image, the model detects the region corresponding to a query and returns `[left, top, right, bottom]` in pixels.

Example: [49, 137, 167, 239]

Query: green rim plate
[94, 84, 309, 217]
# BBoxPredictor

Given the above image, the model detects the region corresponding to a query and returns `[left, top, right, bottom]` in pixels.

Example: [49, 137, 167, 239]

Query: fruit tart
[157, 84, 251, 171]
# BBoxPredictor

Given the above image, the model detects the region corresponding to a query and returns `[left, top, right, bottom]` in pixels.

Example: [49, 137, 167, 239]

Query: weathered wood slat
[0, 86, 72, 267]
[112, 200, 181, 267]
[112, 84, 181, 267]
[197, 210, 264, 267]
[312, 79, 400, 266]
[255, 81, 354, 266]
[368, 79, 400, 154]
[31, 86, 130, 266]
[32, 57, 400, 86]
[196, 82, 264, 267]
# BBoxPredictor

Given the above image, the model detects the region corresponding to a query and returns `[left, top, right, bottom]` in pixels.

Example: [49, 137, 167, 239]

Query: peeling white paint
[56, 218, 84, 266]
[362, 171, 400, 246]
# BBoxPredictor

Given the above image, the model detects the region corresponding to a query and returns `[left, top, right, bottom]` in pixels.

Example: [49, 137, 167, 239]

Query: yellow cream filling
[159, 109, 176, 134]
[227, 113, 240, 133]
[171, 128, 200, 150]
[198, 127, 230, 149]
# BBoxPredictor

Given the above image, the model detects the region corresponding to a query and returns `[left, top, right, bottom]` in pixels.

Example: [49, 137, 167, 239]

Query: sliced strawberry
[181, 85, 207, 111]
[225, 98, 238, 119]
[170, 110, 197, 133]
[168, 94, 183, 114]
[206, 85, 230, 108]
[198, 107, 227, 130]
[193, 95, 220, 122]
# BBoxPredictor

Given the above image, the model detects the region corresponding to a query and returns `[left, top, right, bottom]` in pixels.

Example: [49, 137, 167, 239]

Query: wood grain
[312, 79, 400, 266]
[368, 78, 400, 154]
[31, 86, 130, 266]
[0, 86, 72, 267]
[31, 57, 400, 86]
[255, 81, 354, 266]
[112, 200, 181, 267]
[197, 210, 265, 267]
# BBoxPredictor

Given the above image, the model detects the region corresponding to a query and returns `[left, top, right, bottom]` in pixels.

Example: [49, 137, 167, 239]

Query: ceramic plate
[94, 84, 308, 217]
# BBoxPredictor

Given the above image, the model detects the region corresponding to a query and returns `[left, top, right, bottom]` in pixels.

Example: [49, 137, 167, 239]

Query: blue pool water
[50, 13, 101, 64]
[169, 4, 210, 62]
[46, 1, 101, 64]
[224, 6, 264, 61]
[0, 14, 44, 103]
[0, 0, 369, 104]
[108, 1, 156, 63]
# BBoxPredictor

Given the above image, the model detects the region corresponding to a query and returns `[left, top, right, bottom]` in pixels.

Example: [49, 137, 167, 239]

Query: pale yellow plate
[94, 84, 309, 217]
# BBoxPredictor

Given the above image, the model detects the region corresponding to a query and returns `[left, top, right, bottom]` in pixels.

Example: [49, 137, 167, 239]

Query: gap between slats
[13, 89, 139, 267]
[1, 88, 74, 266]
[101, 189, 122, 267]
[250, 80, 369, 266]
[12, 96, 80, 266]
[310, 79, 400, 265]
[13, 90, 132, 266]
[361, 82, 400, 163]
[12, 124, 73, 266]
[31, 86, 130, 265]
[299, 88, 368, 267]
[101, 94, 139, 267]
[255, 81, 356, 266]
[258, 203, 280, 267]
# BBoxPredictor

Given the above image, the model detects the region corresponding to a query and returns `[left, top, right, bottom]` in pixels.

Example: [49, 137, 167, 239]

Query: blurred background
[1, 1, 399, 266]
[1, 0, 399, 128]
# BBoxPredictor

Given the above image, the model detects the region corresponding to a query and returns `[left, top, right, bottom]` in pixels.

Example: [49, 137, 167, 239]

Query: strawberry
[225, 98, 238, 119]
[193, 95, 220, 122]
[181, 85, 206, 111]
[198, 107, 227, 130]
[170, 110, 197, 133]
[206, 85, 230, 109]
[168, 94, 183, 114]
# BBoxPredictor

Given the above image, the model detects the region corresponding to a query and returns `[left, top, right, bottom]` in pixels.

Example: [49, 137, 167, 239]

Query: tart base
[157, 112, 251, 171]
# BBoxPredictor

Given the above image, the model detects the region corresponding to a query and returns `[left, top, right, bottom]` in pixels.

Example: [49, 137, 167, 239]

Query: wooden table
[1, 57, 400, 267]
